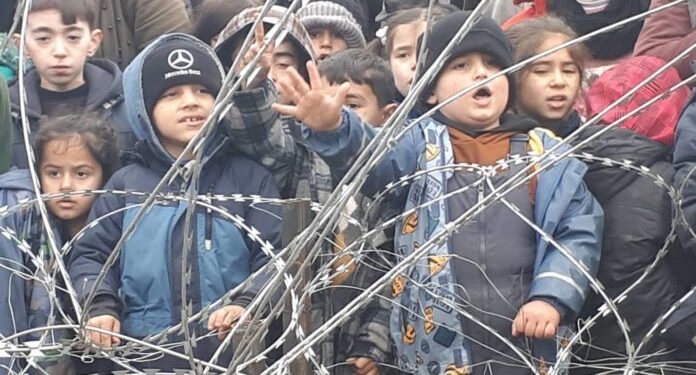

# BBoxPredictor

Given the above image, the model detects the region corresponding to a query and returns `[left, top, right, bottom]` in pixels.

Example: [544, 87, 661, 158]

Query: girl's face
[389, 21, 426, 97]
[40, 135, 103, 229]
[516, 34, 581, 125]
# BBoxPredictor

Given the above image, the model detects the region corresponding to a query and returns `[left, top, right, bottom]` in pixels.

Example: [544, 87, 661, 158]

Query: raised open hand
[272, 60, 350, 132]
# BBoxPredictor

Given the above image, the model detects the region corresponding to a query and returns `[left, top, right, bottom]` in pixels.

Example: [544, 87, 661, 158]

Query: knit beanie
[297, 1, 367, 49]
[417, 11, 516, 109]
[141, 39, 223, 119]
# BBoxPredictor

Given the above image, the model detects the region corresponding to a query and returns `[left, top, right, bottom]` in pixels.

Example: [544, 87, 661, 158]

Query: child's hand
[511, 300, 560, 339]
[240, 22, 273, 90]
[272, 60, 350, 132]
[208, 305, 247, 340]
[346, 357, 379, 375]
[84, 315, 121, 348]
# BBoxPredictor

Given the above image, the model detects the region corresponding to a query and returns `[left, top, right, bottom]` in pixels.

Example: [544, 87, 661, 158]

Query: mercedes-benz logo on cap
[168, 49, 194, 70]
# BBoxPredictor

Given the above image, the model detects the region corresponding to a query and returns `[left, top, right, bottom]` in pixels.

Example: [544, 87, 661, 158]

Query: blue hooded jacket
[299, 109, 603, 371]
[0, 169, 73, 374]
[0, 169, 38, 373]
[67, 34, 283, 349]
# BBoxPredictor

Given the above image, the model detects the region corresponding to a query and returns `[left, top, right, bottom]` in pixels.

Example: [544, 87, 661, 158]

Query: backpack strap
[509, 133, 530, 157]
[509, 133, 536, 203]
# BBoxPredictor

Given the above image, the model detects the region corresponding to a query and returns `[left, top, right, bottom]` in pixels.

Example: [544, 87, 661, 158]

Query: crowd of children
[1, 0, 696, 374]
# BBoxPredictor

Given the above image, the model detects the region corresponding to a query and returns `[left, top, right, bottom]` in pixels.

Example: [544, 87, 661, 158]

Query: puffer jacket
[567, 124, 682, 371]
[0, 169, 75, 375]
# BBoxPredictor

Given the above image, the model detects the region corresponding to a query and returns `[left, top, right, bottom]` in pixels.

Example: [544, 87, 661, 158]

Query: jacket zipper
[205, 192, 212, 251]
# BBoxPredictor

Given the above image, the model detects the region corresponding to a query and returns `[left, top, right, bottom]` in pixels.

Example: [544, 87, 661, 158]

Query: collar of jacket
[9, 58, 123, 120]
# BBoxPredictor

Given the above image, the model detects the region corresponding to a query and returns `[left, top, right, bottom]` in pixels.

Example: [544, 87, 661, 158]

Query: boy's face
[231, 39, 299, 104]
[40, 135, 103, 226]
[308, 27, 348, 61]
[151, 84, 215, 158]
[323, 78, 396, 126]
[269, 41, 300, 105]
[389, 21, 426, 97]
[427, 52, 508, 130]
[20, 10, 102, 92]
[517, 34, 580, 124]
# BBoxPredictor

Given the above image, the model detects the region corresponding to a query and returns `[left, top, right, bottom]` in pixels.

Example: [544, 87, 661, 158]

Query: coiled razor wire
[1, 0, 696, 373]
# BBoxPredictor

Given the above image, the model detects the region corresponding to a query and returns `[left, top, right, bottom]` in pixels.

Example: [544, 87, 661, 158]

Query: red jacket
[634, 0, 696, 80]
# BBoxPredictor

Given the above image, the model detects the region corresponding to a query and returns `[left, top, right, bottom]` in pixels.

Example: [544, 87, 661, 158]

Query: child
[318, 49, 397, 127]
[0, 112, 119, 374]
[374, 6, 454, 111]
[67, 33, 283, 371]
[508, 17, 685, 370]
[274, 11, 603, 374]
[9, 0, 131, 170]
[297, 1, 366, 61]
[224, 27, 395, 375]
[214, 5, 315, 104]
[506, 16, 586, 137]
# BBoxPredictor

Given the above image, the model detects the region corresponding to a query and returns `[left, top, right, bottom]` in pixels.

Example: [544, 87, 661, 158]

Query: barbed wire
[1, 0, 696, 374]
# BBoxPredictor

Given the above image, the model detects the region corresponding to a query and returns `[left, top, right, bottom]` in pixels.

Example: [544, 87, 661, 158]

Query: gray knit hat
[297, 1, 366, 49]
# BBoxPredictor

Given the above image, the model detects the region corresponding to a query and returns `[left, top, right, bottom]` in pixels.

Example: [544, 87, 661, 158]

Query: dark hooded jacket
[550, 117, 682, 368]
[67, 34, 282, 371]
[668, 93, 696, 355]
[8, 58, 133, 169]
[581, 127, 679, 353]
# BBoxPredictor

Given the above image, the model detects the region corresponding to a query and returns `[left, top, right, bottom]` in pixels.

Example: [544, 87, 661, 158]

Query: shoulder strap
[689, 0, 696, 29]
[510, 133, 529, 157]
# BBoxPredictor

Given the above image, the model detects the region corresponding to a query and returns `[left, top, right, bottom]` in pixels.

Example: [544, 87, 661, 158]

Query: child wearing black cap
[274, 11, 603, 374]
[67, 33, 282, 371]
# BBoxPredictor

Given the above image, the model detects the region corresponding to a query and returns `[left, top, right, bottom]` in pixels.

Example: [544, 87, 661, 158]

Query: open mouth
[318, 53, 331, 61]
[547, 95, 569, 108]
[473, 87, 492, 100]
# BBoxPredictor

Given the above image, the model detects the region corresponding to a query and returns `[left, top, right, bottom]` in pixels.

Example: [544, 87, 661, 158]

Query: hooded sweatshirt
[67, 34, 283, 371]
[8, 58, 132, 169]
[214, 5, 316, 80]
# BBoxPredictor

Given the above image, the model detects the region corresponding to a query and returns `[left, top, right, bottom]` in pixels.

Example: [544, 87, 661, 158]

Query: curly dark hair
[32, 112, 120, 182]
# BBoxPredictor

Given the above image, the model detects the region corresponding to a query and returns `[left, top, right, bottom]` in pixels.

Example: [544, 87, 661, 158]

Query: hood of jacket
[0, 168, 34, 193]
[213, 5, 316, 72]
[122, 33, 227, 168]
[9, 58, 123, 120]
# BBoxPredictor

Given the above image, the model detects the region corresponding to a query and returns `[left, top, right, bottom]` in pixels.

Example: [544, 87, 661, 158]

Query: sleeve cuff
[530, 296, 571, 322]
[87, 295, 121, 319]
[300, 109, 352, 155]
